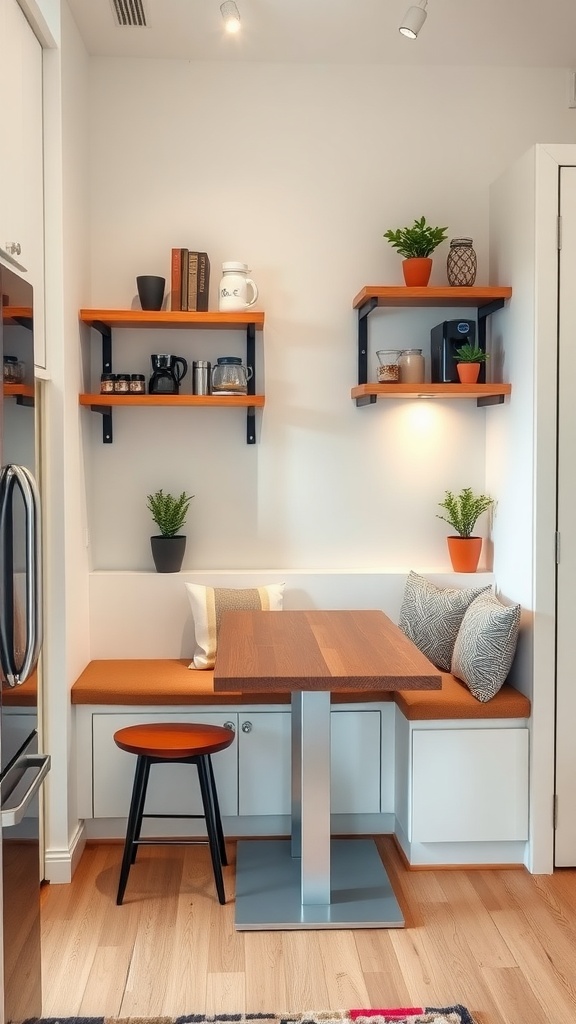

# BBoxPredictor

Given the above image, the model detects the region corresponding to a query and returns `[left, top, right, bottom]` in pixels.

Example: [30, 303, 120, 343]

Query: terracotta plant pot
[456, 362, 481, 384]
[402, 257, 433, 287]
[447, 535, 483, 573]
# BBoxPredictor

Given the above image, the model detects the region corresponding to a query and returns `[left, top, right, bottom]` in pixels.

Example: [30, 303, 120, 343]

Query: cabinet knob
[241, 720, 253, 733]
[5, 242, 22, 256]
[223, 720, 236, 732]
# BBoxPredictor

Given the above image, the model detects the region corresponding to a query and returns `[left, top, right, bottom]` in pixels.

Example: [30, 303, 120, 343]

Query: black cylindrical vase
[150, 535, 186, 573]
[137, 275, 166, 311]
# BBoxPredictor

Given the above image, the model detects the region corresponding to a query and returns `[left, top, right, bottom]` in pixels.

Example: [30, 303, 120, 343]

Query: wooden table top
[213, 609, 442, 693]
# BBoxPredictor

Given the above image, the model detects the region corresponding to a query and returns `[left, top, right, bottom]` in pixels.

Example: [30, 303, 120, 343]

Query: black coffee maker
[148, 354, 188, 394]
[430, 319, 484, 383]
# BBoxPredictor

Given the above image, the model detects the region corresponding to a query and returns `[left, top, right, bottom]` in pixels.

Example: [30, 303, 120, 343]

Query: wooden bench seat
[394, 671, 531, 720]
[70, 659, 394, 706]
[71, 660, 530, 719]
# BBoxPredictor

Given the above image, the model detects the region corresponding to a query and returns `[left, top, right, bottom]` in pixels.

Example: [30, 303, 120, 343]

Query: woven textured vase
[447, 238, 477, 287]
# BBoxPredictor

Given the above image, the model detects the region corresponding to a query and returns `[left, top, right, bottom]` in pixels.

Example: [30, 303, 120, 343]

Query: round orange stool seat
[113, 721, 235, 906]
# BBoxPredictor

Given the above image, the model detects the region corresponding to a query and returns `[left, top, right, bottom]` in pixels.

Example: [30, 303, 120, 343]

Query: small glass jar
[376, 350, 401, 382]
[4, 356, 25, 383]
[100, 372, 116, 394]
[114, 373, 131, 394]
[398, 348, 425, 384]
[130, 373, 146, 394]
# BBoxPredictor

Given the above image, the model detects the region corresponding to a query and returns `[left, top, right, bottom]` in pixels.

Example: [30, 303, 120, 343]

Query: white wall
[41, 0, 91, 880]
[83, 60, 576, 573]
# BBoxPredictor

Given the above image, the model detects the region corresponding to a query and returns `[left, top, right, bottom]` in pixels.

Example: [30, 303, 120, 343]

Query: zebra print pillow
[398, 571, 492, 672]
[451, 592, 521, 702]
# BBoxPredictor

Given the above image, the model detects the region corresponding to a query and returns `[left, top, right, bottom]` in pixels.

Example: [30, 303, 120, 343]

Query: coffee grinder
[430, 319, 484, 384]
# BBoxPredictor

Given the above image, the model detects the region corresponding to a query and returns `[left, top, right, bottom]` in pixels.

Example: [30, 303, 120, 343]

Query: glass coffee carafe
[211, 356, 253, 395]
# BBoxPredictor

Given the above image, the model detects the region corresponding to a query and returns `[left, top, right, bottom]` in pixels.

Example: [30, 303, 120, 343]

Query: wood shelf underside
[79, 309, 265, 330]
[4, 383, 34, 398]
[351, 383, 511, 401]
[80, 393, 265, 408]
[353, 286, 513, 310]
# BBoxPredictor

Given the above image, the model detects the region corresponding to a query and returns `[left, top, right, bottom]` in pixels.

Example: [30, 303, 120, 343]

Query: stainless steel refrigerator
[0, 261, 50, 1023]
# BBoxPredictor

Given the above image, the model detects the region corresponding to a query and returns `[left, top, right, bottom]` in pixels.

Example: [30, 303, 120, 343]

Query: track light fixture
[399, 0, 428, 39]
[220, 1, 241, 33]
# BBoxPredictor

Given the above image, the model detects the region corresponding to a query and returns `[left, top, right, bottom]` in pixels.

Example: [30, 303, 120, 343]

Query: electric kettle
[148, 354, 188, 395]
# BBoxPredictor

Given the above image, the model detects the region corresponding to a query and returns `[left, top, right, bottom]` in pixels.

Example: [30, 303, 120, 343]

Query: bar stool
[113, 721, 235, 906]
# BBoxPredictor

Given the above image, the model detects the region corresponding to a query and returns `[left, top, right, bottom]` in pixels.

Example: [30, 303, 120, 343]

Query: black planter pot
[150, 535, 186, 573]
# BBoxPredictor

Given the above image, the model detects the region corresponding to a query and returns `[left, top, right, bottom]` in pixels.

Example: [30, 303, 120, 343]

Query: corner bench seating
[71, 658, 531, 719]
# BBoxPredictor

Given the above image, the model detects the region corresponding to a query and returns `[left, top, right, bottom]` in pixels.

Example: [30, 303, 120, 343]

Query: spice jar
[114, 373, 131, 394]
[398, 349, 425, 384]
[130, 373, 146, 394]
[4, 356, 25, 383]
[376, 350, 401, 382]
[100, 373, 116, 394]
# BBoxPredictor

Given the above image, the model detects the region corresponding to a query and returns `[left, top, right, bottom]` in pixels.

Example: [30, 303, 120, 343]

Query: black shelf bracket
[15, 394, 34, 408]
[89, 404, 113, 443]
[246, 322, 257, 444]
[356, 298, 379, 407]
[477, 394, 506, 408]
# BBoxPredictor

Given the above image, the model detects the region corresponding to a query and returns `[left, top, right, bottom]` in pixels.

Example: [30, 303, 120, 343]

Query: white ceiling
[65, 0, 576, 67]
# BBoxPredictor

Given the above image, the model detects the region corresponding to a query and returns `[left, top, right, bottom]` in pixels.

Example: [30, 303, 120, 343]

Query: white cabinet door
[0, 0, 45, 367]
[91, 712, 238, 819]
[331, 709, 381, 813]
[238, 712, 291, 816]
[237, 709, 382, 817]
[411, 728, 529, 843]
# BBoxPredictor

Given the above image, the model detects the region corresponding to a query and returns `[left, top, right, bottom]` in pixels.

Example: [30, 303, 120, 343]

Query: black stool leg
[197, 755, 226, 904]
[131, 757, 151, 864]
[207, 754, 228, 866]
[117, 754, 149, 905]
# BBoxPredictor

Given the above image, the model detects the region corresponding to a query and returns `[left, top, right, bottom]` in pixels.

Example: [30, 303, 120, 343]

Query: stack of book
[170, 248, 210, 311]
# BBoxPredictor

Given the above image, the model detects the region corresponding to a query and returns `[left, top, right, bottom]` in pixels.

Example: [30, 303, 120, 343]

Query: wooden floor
[40, 838, 576, 1024]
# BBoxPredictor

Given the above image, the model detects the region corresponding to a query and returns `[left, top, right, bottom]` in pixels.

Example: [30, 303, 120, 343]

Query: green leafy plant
[436, 487, 494, 538]
[147, 489, 194, 537]
[383, 216, 448, 259]
[455, 343, 489, 364]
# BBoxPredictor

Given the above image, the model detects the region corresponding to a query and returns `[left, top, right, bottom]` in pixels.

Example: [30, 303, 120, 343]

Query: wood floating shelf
[4, 383, 34, 398]
[80, 394, 265, 408]
[352, 286, 513, 309]
[79, 309, 265, 330]
[351, 383, 511, 404]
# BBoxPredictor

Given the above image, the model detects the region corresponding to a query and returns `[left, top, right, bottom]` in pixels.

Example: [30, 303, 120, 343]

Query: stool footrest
[135, 838, 210, 847]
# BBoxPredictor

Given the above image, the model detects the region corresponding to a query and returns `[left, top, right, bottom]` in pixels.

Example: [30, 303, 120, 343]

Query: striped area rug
[35, 1007, 477, 1024]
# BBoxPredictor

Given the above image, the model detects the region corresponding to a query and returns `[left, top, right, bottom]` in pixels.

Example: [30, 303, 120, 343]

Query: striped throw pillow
[185, 583, 285, 669]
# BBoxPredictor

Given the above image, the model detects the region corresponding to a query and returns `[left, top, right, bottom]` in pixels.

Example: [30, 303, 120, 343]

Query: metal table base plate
[234, 838, 404, 930]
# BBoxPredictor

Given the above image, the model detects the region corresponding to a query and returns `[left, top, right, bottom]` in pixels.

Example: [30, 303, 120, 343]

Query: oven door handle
[0, 464, 42, 685]
[0, 754, 50, 827]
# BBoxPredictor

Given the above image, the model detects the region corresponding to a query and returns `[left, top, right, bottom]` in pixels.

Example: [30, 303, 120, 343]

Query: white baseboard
[44, 820, 86, 883]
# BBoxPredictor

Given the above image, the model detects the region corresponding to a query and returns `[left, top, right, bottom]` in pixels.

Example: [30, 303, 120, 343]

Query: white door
[555, 165, 576, 865]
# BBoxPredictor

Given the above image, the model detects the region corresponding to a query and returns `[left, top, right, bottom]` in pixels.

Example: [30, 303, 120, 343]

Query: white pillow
[185, 582, 285, 669]
[451, 591, 521, 702]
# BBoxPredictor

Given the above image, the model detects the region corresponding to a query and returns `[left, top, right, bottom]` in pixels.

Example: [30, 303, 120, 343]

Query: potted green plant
[383, 215, 448, 286]
[454, 342, 489, 385]
[437, 486, 494, 573]
[147, 488, 194, 573]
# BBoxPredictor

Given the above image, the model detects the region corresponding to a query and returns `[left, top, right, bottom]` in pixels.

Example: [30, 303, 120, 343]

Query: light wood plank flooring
[41, 839, 576, 1023]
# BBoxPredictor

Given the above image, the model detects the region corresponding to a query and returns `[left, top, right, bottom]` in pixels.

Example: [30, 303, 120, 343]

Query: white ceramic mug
[218, 261, 259, 311]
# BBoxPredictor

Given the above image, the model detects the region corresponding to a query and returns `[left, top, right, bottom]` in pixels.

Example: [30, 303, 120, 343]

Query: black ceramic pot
[137, 275, 166, 311]
[150, 535, 186, 573]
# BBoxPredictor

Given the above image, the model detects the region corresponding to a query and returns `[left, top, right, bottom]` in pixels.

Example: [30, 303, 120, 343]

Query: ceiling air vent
[110, 0, 147, 27]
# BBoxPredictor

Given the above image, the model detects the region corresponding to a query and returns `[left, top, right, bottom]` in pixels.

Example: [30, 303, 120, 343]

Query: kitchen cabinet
[0, 0, 45, 368]
[351, 286, 512, 407]
[78, 705, 383, 823]
[79, 309, 265, 444]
